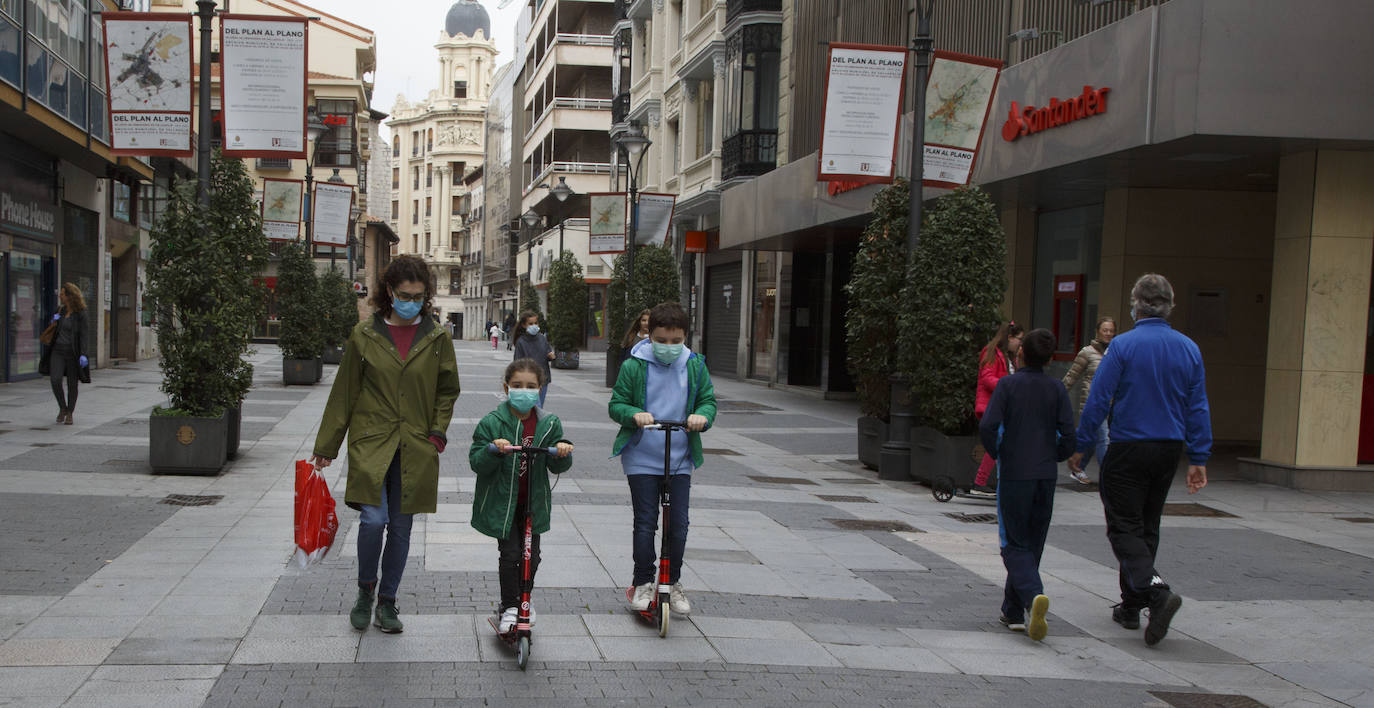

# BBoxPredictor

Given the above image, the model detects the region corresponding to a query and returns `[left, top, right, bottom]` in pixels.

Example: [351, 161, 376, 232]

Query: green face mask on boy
[652, 342, 683, 365]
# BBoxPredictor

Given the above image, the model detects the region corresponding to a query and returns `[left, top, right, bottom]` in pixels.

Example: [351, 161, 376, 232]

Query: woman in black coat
[511, 309, 554, 406]
[41, 282, 89, 425]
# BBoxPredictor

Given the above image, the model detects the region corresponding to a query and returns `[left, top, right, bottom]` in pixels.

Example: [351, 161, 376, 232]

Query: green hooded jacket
[313, 313, 460, 514]
[608, 353, 718, 467]
[468, 404, 573, 539]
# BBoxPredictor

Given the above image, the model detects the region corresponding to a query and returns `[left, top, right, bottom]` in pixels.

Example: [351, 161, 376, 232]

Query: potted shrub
[604, 243, 681, 387]
[519, 278, 544, 323]
[319, 266, 355, 364]
[844, 179, 911, 471]
[546, 251, 587, 369]
[277, 241, 323, 385]
[146, 152, 268, 474]
[898, 186, 1007, 491]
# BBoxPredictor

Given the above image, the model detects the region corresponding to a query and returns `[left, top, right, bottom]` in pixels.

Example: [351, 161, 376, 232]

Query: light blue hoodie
[621, 337, 693, 476]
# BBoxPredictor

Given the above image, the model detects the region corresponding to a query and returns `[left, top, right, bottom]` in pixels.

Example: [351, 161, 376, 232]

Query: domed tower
[437, 0, 498, 104]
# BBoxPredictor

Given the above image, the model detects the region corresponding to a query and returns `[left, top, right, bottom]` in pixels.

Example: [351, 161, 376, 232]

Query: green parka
[468, 404, 573, 539]
[313, 313, 460, 514]
[608, 353, 717, 467]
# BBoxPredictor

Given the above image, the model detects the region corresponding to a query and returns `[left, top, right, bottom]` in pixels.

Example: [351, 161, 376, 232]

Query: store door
[788, 251, 825, 387]
[704, 262, 741, 376]
[8, 251, 53, 380]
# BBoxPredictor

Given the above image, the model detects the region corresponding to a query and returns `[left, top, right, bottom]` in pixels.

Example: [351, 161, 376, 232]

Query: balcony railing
[525, 161, 616, 194]
[722, 129, 778, 180]
[612, 93, 631, 126]
[727, 0, 782, 22]
[526, 96, 616, 140]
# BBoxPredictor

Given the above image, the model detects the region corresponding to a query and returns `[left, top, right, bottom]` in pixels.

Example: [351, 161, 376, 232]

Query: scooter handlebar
[643, 420, 689, 431]
[486, 443, 563, 456]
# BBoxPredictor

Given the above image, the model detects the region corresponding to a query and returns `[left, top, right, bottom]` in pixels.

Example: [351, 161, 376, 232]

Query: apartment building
[387, 0, 496, 336]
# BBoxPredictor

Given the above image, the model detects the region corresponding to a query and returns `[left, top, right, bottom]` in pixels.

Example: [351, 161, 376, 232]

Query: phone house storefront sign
[1002, 85, 1110, 142]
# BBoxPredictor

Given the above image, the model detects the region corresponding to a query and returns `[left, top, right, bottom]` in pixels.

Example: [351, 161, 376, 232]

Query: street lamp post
[302, 108, 328, 246]
[546, 175, 574, 254]
[348, 204, 364, 281]
[881, 0, 935, 482]
[194, 0, 216, 208]
[522, 208, 540, 298]
[325, 168, 346, 269]
[612, 121, 651, 333]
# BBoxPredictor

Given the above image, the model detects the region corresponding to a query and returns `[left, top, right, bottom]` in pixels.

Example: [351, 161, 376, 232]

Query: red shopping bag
[293, 460, 339, 568]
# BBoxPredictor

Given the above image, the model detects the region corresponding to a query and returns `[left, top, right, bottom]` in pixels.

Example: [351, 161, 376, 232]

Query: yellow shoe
[1028, 594, 1050, 641]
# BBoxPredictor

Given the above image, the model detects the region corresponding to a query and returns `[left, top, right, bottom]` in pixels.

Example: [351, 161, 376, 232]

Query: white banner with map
[260, 178, 303, 242]
[919, 50, 1002, 188]
[102, 13, 194, 156]
[588, 193, 626, 254]
[220, 15, 308, 158]
[311, 182, 354, 247]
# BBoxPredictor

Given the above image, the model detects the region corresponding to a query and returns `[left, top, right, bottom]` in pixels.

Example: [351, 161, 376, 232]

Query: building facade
[387, 0, 496, 337]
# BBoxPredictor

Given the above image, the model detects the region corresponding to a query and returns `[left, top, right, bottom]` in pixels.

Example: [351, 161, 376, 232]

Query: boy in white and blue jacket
[608, 302, 717, 616]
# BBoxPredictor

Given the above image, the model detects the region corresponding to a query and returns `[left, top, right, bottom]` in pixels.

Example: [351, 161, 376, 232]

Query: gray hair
[1130, 273, 1174, 320]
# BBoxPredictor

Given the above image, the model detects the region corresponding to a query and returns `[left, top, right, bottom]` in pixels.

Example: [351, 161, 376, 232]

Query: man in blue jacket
[1070, 273, 1211, 647]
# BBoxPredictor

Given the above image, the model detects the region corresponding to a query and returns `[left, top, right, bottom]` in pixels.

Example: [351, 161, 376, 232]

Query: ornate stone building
[388, 0, 497, 334]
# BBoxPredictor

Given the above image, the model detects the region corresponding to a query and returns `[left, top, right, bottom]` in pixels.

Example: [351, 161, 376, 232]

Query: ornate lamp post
[611, 121, 651, 332]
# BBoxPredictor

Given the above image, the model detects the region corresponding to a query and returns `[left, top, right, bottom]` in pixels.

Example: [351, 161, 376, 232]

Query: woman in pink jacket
[970, 321, 1023, 498]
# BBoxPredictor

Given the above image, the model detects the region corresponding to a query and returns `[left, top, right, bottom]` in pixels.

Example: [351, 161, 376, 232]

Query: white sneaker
[498, 607, 517, 633]
[1070, 470, 1091, 484]
[669, 583, 691, 615]
[630, 582, 654, 611]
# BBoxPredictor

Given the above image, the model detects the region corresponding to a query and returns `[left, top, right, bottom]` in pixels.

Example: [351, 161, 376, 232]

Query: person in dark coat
[41, 282, 90, 425]
[511, 309, 554, 406]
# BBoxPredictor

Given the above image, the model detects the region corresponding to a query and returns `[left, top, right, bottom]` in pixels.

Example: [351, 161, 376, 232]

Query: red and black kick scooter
[484, 443, 567, 670]
[626, 420, 689, 638]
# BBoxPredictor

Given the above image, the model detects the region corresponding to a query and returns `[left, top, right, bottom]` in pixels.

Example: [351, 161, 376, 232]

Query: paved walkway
[0, 340, 1371, 707]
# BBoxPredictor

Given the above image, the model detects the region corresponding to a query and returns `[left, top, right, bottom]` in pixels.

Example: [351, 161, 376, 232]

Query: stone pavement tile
[128, 613, 256, 639]
[689, 617, 809, 641]
[774, 568, 894, 602]
[152, 591, 271, 617]
[424, 544, 490, 572]
[592, 635, 722, 663]
[525, 614, 591, 637]
[1149, 660, 1308, 691]
[230, 636, 359, 664]
[707, 637, 841, 667]
[582, 612, 702, 638]
[796, 621, 922, 648]
[687, 560, 799, 597]
[822, 643, 961, 673]
[533, 554, 617, 588]
[13, 614, 141, 639]
[0, 665, 93, 700]
[0, 637, 120, 666]
[105, 637, 240, 664]
[1101, 635, 1247, 664]
[1261, 661, 1374, 698]
[1240, 688, 1356, 708]
[357, 634, 480, 662]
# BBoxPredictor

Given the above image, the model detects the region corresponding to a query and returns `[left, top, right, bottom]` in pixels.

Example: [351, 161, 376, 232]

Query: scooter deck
[487, 615, 530, 644]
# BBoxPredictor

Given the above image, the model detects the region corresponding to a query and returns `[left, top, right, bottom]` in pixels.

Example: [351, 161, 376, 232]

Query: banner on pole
[260, 178, 304, 242]
[102, 13, 194, 156]
[633, 193, 676, 248]
[311, 182, 354, 247]
[919, 50, 1002, 188]
[220, 15, 308, 158]
[588, 192, 626, 254]
[817, 43, 907, 184]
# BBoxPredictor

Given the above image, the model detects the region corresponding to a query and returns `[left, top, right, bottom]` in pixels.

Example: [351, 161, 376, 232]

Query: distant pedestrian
[1069, 273, 1210, 647]
[619, 308, 651, 363]
[979, 328, 1074, 641]
[311, 255, 461, 635]
[511, 310, 554, 406]
[970, 321, 1024, 498]
[489, 323, 501, 349]
[1061, 316, 1117, 483]
[40, 283, 89, 426]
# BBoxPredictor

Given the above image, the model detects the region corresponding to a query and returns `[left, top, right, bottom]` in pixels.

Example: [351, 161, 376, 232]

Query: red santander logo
[1002, 85, 1110, 142]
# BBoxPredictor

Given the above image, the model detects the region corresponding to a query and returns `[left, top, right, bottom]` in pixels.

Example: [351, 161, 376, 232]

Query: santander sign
[1002, 85, 1110, 142]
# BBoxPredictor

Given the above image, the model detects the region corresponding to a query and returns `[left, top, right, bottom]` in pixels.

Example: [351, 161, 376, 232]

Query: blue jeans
[538, 384, 548, 407]
[1079, 420, 1110, 471]
[997, 478, 1056, 620]
[357, 451, 413, 599]
[627, 473, 691, 586]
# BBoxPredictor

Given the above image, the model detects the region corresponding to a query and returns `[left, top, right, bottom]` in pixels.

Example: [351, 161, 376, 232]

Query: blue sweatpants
[997, 478, 1056, 621]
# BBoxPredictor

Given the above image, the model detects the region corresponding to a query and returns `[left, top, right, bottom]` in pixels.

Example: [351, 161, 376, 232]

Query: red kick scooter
[626, 420, 689, 638]
[484, 443, 567, 670]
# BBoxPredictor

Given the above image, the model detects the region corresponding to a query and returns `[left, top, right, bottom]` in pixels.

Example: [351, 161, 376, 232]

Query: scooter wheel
[932, 476, 956, 503]
[517, 636, 530, 670]
[657, 602, 670, 638]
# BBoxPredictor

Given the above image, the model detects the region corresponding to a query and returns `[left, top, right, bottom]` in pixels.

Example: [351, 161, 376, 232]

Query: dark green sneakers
[374, 598, 404, 634]
[350, 585, 375, 631]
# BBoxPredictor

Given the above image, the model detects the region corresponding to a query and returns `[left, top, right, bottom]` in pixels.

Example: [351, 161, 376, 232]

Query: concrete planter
[283, 358, 316, 385]
[605, 354, 622, 388]
[321, 346, 344, 364]
[150, 409, 230, 475]
[552, 351, 580, 369]
[911, 427, 984, 500]
[315, 357, 323, 382]
[856, 416, 888, 471]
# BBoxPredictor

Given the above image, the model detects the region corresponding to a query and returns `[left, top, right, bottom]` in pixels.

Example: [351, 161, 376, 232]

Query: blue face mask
[652, 342, 683, 365]
[526, 324, 540, 335]
[507, 388, 539, 413]
[391, 294, 422, 320]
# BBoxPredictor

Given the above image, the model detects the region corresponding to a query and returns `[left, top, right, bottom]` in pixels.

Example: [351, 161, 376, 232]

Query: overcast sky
[320, 0, 524, 139]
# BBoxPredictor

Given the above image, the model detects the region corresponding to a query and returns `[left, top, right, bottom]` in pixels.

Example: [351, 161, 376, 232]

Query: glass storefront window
[8, 250, 50, 378]
[0, 10, 19, 88]
[1032, 204, 1104, 371]
[750, 251, 778, 380]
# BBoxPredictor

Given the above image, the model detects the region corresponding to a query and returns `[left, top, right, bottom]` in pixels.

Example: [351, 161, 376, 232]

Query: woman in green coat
[311, 256, 460, 634]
